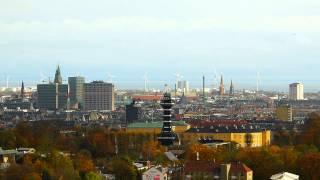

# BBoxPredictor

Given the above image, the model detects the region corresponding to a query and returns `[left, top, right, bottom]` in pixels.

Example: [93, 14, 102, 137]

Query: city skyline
[0, 64, 317, 92]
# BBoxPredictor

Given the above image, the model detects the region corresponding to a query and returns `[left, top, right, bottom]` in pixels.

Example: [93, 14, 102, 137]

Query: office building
[276, 105, 293, 121]
[68, 76, 85, 108]
[289, 83, 304, 100]
[84, 81, 114, 111]
[37, 66, 68, 110]
[177, 80, 190, 93]
[37, 84, 68, 110]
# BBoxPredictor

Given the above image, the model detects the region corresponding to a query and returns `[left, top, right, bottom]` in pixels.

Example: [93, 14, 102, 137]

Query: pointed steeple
[219, 75, 225, 96]
[230, 79, 234, 96]
[21, 81, 25, 99]
[54, 65, 62, 84]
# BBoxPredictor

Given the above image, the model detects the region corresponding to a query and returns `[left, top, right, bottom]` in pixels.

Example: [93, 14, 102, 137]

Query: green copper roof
[127, 121, 189, 128]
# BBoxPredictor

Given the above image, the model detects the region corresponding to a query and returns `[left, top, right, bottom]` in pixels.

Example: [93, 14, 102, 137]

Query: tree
[298, 152, 320, 180]
[84, 172, 103, 180]
[299, 112, 320, 148]
[111, 157, 137, 180]
[74, 150, 95, 177]
[141, 140, 164, 161]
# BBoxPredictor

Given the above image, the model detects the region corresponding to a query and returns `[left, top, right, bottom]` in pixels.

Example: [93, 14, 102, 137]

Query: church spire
[230, 79, 234, 96]
[219, 75, 225, 96]
[54, 65, 62, 84]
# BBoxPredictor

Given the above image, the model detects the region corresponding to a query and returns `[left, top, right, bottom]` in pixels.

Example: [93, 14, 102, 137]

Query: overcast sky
[1, 0, 320, 91]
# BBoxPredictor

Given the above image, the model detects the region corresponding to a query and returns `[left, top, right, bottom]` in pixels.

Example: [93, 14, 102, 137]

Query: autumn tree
[141, 140, 165, 161]
[299, 112, 320, 147]
[298, 152, 320, 180]
[74, 150, 95, 177]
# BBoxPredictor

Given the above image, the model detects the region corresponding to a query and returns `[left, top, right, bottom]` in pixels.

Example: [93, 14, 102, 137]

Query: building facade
[289, 83, 304, 100]
[84, 81, 114, 111]
[68, 76, 85, 108]
[37, 84, 69, 110]
[142, 167, 168, 180]
[184, 126, 271, 148]
[276, 105, 293, 121]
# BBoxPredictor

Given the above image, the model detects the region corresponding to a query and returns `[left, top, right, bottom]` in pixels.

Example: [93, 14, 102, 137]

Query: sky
[1, 0, 320, 91]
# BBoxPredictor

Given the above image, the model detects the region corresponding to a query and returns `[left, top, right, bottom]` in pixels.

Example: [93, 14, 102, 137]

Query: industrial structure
[158, 91, 179, 146]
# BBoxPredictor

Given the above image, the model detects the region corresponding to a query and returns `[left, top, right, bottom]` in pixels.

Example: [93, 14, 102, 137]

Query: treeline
[0, 121, 165, 180]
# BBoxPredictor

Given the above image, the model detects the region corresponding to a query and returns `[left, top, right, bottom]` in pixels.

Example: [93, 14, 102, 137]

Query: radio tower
[158, 85, 178, 146]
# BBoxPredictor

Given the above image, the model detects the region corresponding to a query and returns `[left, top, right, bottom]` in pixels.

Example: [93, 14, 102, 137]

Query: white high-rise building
[177, 80, 190, 93]
[289, 83, 304, 100]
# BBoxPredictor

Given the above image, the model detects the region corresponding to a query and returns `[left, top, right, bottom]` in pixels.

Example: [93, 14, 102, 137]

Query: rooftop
[186, 124, 269, 133]
[127, 121, 190, 128]
[185, 161, 252, 174]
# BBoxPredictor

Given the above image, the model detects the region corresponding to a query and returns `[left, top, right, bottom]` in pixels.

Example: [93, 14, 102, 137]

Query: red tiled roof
[230, 162, 252, 173]
[184, 161, 252, 174]
[132, 95, 162, 101]
[188, 120, 248, 127]
[184, 161, 219, 173]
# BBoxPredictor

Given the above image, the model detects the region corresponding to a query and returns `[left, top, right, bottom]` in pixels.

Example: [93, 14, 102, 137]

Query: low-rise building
[0, 148, 18, 170]
[184, 161, 253, 180]
[270, 172, 299, 180]
[142, 167, 168, 180]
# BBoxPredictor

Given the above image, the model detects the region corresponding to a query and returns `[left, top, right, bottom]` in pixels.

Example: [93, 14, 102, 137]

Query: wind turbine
[39, 72, 49, 83]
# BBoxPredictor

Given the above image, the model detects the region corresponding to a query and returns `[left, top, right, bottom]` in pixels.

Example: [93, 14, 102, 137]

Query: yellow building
[183, 126, 271, 147]
[126, 121, 271, 148]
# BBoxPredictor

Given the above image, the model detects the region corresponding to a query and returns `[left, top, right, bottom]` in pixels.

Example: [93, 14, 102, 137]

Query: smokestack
[174, 83, 177, 100]
[202, 75, 205, 102]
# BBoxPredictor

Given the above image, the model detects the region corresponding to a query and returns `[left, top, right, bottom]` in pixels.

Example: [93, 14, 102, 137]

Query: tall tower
[202, 75, 205, 102]
[21, 81, 25, 99]
[289, 83, 304, 100]
[229, 79, 234, 96]
[219, 75, 225, 96]
[158, 89, 178, 146]
[54, 65, 63, 84]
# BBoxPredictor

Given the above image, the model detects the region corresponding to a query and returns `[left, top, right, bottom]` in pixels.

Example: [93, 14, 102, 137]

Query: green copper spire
[54, 65, 62, 84]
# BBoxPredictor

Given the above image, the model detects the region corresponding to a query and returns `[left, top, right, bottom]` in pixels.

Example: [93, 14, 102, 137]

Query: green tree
[83, 172, 103, 180]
